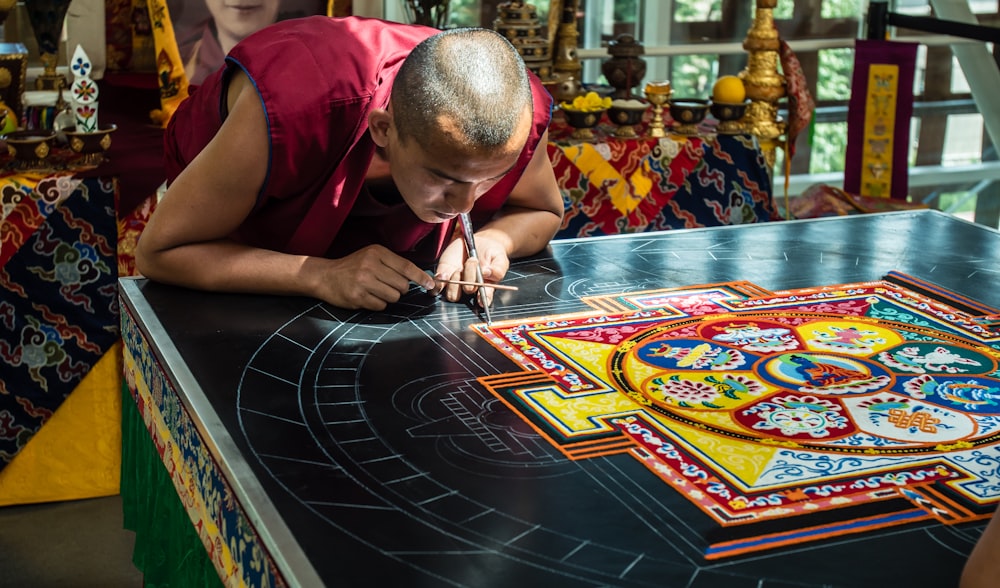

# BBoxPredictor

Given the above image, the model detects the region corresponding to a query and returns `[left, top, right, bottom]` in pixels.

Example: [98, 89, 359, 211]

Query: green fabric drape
[120, 384, 223, 588]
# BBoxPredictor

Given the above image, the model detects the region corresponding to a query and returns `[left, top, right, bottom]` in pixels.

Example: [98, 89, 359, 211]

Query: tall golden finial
[740, 0, 786, 168]
[541, 0, 584, 102]
[552, 0, 582, 81]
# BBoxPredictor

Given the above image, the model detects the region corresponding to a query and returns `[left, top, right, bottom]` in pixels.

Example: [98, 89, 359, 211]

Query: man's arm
[136, 71, 435, 310]
[477, 128, 564, 259]
[962, 506, 1000, 588]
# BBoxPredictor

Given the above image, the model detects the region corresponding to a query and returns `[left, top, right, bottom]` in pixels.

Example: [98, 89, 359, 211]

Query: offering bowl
[5, 129, 57, 168]
[560, 106, 606, 141]
[64, 123, 117, 165]
[709, 99, 750, 134]
[668, 98, 711, 135]
[607, 99, 649, 138]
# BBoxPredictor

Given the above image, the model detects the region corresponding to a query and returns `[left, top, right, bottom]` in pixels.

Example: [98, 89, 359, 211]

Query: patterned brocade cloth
[547, 118, 779, 238]
[0, 171, 155, 504]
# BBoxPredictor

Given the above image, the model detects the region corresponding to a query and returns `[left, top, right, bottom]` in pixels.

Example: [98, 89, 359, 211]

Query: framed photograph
[166, 0, 329, 85]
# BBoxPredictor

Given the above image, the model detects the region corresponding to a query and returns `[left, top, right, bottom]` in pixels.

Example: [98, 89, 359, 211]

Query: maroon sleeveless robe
[164, 16, 553, 265]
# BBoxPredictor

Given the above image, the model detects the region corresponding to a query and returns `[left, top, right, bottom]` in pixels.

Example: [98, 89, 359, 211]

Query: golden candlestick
[644, 81, 671, 138]
[740, 0, 786, 168]
[552, 0, 581, 81]
[541, 0, 583, 102]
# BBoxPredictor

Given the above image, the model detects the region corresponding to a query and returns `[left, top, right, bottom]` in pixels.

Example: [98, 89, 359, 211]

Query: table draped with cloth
[0, 172, 119, 503]
[546, 117, 779, 238]
[0, 169, 154, 505]
[0, 75, 162, 506]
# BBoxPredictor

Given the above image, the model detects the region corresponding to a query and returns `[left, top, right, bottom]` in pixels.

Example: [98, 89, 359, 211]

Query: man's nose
[445, 182, 478, 212]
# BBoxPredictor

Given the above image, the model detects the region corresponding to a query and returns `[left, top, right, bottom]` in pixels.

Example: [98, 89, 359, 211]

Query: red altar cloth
[547, 115, 779, 238]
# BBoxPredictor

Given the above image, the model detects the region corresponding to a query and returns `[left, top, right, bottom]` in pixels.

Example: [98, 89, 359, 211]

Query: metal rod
[867, 0, 889, 40]
[435, 278, 518, 291]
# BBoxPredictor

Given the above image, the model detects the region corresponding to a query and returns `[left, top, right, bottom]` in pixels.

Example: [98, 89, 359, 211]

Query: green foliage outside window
[816, 48, 853, 102]
[821, 0, 863, 19]
[448, 0, 479, 28]
[810, 122, 849, 174]
[671, 54, 718, 98]
[614, 0, 638, 24]
[773, 0, 794, 19]
[674, 0, 721, 22]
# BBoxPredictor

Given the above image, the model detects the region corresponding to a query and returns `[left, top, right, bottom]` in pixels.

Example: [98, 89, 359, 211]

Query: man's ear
[368, 109, 392, 148]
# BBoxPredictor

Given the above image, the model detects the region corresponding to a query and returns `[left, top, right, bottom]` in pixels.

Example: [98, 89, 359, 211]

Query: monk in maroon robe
[138, 16, 563, 311]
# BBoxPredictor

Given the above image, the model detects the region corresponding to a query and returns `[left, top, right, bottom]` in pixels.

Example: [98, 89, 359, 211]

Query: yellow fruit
[712, 75, 746, 104]
[0, 101, 15, 135]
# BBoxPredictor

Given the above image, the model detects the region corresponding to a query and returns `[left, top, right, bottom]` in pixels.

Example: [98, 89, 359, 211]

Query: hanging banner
[844, 39, 919, 201]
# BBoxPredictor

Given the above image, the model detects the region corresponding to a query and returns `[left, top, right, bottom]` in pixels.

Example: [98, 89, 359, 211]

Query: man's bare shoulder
[224, 70, 256, 119]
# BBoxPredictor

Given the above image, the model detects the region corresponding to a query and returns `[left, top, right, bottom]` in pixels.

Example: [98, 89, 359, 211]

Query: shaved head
[391, 28, 533, 151]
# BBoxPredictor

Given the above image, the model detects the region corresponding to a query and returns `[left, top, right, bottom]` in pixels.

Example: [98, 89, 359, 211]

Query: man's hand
[434, 231, 511, 306]
[311, 244, 436, 311]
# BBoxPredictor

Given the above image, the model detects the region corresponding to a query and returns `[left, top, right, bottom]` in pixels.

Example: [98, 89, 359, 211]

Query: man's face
[381, 110, 532, 224]
[205, 0, 281, 43]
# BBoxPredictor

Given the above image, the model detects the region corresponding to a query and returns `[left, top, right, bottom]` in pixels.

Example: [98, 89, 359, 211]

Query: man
[137, 16, 563, 311]
[962, 506, 1000, 588]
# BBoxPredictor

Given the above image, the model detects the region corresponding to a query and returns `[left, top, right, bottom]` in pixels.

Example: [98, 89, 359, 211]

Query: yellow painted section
[0, 342, 122, 506]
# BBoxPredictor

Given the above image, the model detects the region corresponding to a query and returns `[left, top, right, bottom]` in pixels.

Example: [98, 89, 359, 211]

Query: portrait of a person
[170, 0, 324, 86]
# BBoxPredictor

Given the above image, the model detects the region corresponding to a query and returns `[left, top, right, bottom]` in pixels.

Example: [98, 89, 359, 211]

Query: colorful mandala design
[473, 278, 1000, 558]
[607, 313, 999, 451]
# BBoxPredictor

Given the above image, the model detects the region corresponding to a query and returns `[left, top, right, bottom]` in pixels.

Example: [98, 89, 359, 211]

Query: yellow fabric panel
[146, 0, 190, 127]
[0, 342, 123, 506]
[560, 143, 634, 215]
[859, 64, 899, 199]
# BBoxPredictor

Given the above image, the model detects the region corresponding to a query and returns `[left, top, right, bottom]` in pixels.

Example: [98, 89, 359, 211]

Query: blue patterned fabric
[0, 176, 119, 468]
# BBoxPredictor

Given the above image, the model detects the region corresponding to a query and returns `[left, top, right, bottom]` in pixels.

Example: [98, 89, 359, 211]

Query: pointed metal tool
[458, 213, 493, 325]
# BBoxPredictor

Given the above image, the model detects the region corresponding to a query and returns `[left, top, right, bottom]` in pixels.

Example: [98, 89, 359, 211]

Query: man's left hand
[434, 231, 510, 306]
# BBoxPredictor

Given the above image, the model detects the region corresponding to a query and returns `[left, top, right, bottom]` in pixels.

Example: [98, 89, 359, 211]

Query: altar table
[547, 117, 779, 238]
[120, 210, 999, 587]
[0, 73, 162, 506]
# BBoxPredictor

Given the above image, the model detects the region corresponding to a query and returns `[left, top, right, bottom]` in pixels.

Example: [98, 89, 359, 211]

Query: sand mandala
[473, 272, 1000, 558]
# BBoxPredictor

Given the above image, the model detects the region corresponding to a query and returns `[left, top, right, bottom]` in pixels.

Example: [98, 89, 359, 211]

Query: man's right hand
[307, 245, 436, 311]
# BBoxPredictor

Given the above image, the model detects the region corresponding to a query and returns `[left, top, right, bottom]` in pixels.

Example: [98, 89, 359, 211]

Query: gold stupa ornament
[494, 2, 552, 80]
[740, 0, 786, 168]
[25, 0, 72, 90]
[523, 0, 585, 104]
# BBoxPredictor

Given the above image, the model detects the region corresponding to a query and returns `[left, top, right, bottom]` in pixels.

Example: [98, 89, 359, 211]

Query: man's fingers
[434, 264, 461, 301]
[478, 286, 494, 309]
[387, 258, 436, 292]
[462, 257, 486, 291]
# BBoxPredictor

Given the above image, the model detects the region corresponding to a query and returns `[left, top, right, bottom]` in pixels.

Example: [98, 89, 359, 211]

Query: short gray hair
[391, 28, 533, 150]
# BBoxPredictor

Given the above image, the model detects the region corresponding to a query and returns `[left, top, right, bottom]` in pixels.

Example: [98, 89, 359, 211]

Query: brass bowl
[64, 123, 117, 164]
[560, 106, 607, 141]
[608, 100, 649, 138]
[64, 123, 117, 153]
[709, 99, 750, 134]
[5, 129, 57, 167]
[608, 103, 647, 125]
[668, 98, 711, 134]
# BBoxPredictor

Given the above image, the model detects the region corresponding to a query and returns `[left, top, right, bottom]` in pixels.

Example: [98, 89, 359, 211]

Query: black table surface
[120, 211, 1000, 588]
